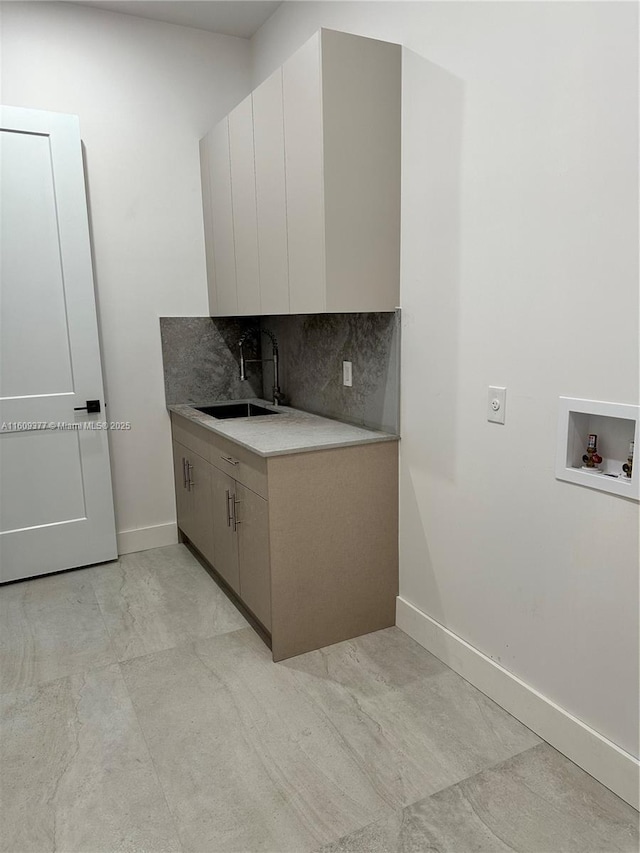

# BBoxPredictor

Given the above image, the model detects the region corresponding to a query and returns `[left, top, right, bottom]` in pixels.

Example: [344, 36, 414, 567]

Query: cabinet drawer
[208, 432, 268, 500]
[171, 412, 268, 499]
[171, 414, 212, 463]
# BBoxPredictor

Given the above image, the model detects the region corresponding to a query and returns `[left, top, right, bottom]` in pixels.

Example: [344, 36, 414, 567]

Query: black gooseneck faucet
[238, 327, 284, 406]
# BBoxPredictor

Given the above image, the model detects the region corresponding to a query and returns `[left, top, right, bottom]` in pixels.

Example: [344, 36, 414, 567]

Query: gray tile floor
[1, 544, 637, 853]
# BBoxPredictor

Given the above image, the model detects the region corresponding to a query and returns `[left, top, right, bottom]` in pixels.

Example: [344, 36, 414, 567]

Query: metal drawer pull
[220, 455, 239, 466]
[232, 497, 242, 532]
[182, 457, 187, 489]
[225, 489, 232, 527]
[187, 462, 194, 491]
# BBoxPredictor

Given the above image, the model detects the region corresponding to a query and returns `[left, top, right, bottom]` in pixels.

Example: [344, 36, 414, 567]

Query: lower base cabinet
[210, 465, 240, 594]
[171, 412, 398, 661]
[236, 483, 271, 631]
[172, 439, 214, 566]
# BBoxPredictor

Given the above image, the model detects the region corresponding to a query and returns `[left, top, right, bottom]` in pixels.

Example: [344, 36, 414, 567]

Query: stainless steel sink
[195, 403, 280, 419]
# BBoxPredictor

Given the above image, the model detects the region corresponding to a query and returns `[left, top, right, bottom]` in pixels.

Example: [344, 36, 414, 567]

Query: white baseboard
[396, 596, 639, 810]
[116, 522, 178, 555]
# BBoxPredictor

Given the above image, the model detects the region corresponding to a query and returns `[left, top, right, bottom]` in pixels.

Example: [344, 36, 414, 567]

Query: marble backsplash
[160, 312, 400, 434]
[159, 316, 263, 405]
[261, 312, 400, 434]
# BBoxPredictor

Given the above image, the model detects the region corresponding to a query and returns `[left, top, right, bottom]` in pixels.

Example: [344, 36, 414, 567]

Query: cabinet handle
[232, 497, 242, 532]
[187, 462, 194, 491]
[182, 457, 187, 489]
[220, 455, 239, 466]
[225, 489, 232, 527]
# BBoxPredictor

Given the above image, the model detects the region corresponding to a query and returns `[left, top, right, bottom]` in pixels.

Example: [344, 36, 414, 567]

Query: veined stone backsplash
[160, 312, 400, 434]
[260, 312, 400, 434]
[159, 316, 262, 405]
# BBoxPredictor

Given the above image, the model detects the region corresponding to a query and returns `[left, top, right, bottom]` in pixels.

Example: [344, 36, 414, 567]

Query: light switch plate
[488, 386, 506, 424]
[343, 361, 353, 387]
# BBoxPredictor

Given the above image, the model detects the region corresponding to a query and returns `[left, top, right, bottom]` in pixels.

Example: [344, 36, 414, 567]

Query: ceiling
[62, 1, 283, 38]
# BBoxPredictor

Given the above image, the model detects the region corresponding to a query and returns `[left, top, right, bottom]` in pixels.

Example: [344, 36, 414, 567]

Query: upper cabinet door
[199, 137, 217, 314]
[203, 118, 237, 316]
[321, 30, 401, 313]
[228, 95, 260, 315]
[253, 68, 290, 315]
[282, 32, 326, 314]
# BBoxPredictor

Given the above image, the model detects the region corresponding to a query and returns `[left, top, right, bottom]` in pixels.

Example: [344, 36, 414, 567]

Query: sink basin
[195, 403, 280, 419]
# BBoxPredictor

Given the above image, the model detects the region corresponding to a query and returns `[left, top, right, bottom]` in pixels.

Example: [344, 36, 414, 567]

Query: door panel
[282, 32, 326, 313]
[1, 431, 86, 532]
[187, 452, 214, 566]
[237, 484, 271, 631]
[172, 440, 190, 539]
[199, 136, 218, 316]
[228, 95, 260, 315]
[206, 118, 237, 316]
[210, 466, 239, 593]
[0, 106, 117, 583]
[1, 130, 73, 396]
[253, 68, 289, 315]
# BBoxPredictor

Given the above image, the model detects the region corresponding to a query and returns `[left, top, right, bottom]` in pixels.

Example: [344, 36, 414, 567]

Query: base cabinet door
[236, 483, 271, 631]
[211, 465, 240, 593]
[173, 441, 215, 565]
[186, 451, 214, 565]
[172, 440, 192, 540]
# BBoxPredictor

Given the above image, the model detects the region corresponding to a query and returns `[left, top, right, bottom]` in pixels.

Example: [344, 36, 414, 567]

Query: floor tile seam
[85, 559, 252, 665]
[292, 666, 540, 757]
[311, 812, 394, 853]
[410, 665, 544, 751]
[114, 625, 256, 667]
[82, 565, 123, 667]
[115, 657, 186, 853]
[394, 631, 551, 751]
[296, 700, 545, 836]
[398, 740, 548, 814]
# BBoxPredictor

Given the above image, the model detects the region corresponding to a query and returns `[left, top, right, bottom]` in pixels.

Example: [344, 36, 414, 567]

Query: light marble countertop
[169, 400, 399, 458]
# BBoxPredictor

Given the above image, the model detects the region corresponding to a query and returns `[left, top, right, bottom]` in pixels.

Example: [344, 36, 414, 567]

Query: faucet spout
[238, 327, 284, 406]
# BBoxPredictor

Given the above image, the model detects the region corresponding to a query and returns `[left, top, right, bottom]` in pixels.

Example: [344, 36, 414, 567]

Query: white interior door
[0, 106, 117, 583]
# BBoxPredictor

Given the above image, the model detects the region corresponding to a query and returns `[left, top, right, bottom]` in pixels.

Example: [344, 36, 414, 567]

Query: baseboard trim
[116, 523, 178, 555]
[396, 596, 639, 810]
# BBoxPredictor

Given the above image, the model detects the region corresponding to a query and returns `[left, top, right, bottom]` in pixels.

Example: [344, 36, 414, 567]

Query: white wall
[251, 1, 640, 762]
[0, 2, 251, 551]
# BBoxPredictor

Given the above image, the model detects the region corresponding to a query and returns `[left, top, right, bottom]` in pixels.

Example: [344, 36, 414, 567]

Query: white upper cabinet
[319, 30, 401, 312]
[200, 28, 401, 316]
[282, 32, 326, 314]
[200, 118, 237, 315]
[229, 94, 260, 315]
[253, 68, 290, 315]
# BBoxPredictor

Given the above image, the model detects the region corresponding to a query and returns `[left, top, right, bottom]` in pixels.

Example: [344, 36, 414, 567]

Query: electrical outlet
[487, 386, 506, 424]
[343, 361, 353, 387]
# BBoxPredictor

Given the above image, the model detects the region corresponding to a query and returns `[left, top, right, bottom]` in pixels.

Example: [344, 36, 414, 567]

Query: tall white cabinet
[201, 118, 237, 315]
[228, 95, 260, 315]
[282, 32, 326, 314]
[200, 28, 401, 316]
[253, 68, 289, 315]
